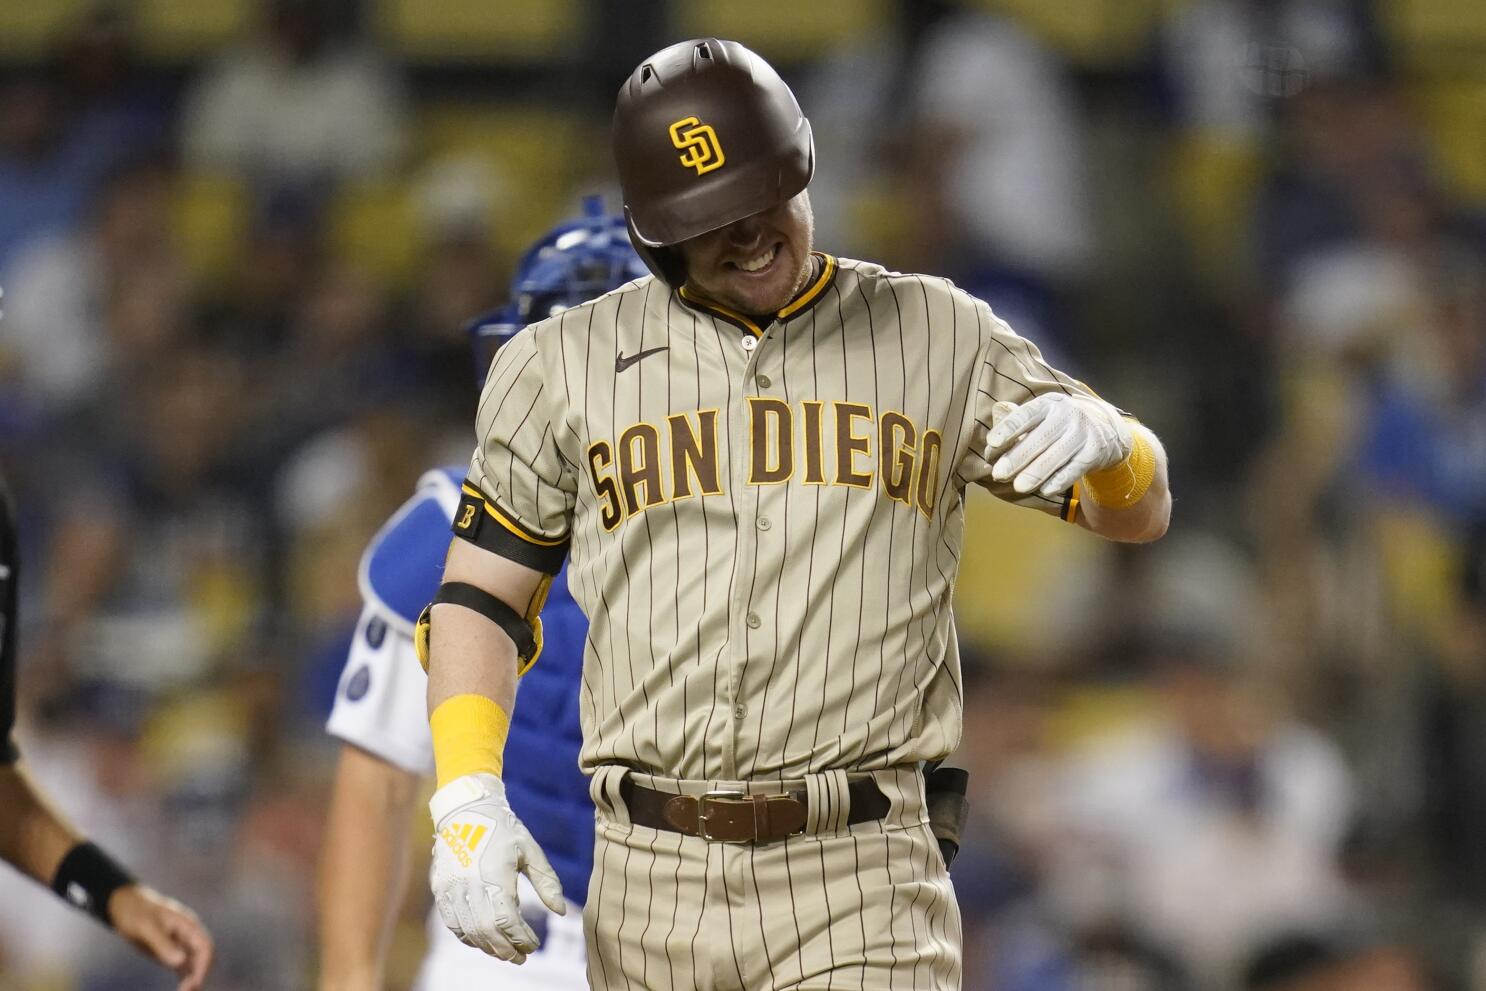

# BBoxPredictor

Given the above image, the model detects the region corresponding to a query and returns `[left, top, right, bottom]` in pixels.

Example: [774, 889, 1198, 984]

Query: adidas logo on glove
[439, 822, 488, 868]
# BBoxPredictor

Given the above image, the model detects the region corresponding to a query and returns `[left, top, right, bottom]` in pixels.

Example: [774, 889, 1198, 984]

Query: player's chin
[717, 249, 802, 313]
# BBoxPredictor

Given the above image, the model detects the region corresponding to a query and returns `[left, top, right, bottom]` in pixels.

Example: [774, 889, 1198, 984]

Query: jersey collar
[677, 252, 838, 338]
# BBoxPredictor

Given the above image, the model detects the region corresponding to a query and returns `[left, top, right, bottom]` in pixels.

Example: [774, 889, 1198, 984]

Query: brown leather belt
[620, 777, 890, 844]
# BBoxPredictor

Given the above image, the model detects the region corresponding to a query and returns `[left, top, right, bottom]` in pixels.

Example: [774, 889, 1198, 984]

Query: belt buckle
[697, 788, 749, 842]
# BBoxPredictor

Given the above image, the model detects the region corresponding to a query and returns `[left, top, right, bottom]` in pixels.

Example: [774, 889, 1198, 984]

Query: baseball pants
[584, 765, 962, 990]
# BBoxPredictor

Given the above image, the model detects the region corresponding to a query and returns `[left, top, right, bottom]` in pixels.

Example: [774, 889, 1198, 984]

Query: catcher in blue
[316, 200, 648, 991]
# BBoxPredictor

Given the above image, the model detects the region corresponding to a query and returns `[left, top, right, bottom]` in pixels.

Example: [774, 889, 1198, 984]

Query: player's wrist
[1082, 426, 1154, 508]
[1073, 397, 1132, 447]
[429, 771, 508, 824]
[50, 840, 136, 927]
[429, 693, 510, 789]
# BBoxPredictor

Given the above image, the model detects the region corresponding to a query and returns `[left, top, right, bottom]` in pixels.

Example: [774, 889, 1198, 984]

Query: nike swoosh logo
[615, 346, 668, 373]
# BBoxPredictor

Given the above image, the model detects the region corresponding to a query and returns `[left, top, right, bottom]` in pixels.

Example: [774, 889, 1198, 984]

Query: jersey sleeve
[325, 604, 435, 776]
[462, 326, 576, 574]
[958, 299, 1108, 522]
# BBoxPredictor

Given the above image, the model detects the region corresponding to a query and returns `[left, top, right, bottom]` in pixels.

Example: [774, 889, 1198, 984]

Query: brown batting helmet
[613, 38, 814, 285]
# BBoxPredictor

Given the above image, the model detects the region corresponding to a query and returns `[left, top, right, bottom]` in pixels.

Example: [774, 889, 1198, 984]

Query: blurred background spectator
[180, 0, 408, 203]
[1, 0, 1485, 987]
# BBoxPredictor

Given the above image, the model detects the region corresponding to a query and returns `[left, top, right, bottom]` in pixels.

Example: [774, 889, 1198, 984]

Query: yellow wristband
[429, 694, 510, 788]
[1082, 430, 1156, 509]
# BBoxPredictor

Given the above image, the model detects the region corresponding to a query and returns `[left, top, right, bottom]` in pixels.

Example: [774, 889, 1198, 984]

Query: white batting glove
[429, 772, 566, 964]
[986, 394, 1133, 499]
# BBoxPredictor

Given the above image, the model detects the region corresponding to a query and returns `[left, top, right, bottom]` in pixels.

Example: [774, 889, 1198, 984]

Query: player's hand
[108, 884, 215, 991]
[985, 394, 1132, 499]
[428, 772, 565, 964]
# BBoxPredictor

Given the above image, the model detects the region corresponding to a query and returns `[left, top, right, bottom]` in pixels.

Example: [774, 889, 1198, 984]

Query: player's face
[678, 193, 814, 315]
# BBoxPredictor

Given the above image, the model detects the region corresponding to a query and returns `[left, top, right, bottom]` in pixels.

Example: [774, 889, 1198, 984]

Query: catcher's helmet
[467, 196, 649, 378]
[613, 38, 814, 285]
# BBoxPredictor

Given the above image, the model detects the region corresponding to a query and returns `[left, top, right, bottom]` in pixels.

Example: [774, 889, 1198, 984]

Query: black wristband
[50, 841, 135, 926]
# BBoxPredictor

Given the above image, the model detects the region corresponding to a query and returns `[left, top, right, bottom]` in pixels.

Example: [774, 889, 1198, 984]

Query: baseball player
[316, 201, 649, 990]
[420, 38, 1171, 990]
[0, 471, 214, 990]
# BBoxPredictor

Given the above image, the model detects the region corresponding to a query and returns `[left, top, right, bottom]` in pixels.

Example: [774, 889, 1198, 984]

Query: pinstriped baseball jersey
[466, 253, 1101, 782]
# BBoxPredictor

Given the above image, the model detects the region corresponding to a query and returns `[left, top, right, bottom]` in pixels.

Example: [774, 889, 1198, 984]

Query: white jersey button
[757, 517, 771, 531]
[734, 704, 747, 720]
[757, 374, 772, 388]
[746, 613, 762, 629]
[741, 335, 757, 352]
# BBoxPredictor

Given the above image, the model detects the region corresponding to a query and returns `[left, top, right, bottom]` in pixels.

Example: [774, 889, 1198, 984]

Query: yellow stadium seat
[142, 692, 252, 783]
[378, 0, 583, 60]
[974, 0, 1174, 67]
[173, 172, 249, 287]
[418, 105, 587, 257]
[674, 0, 887, 61]
[842, 177, 916, 267]
[1411, 81, 1486, 204]
[955, 487, 1112, 654]
[1166, 133, 1265, 279]
[0, 0, 88, 60]
[331, 108, 591, 282]
[1046, 684, 1160, 749]
[1386, 0, 1486, 70]
[133, 0, 251, 61]
[329, 178, 420, 286]
[1375, 508, 1464, 653]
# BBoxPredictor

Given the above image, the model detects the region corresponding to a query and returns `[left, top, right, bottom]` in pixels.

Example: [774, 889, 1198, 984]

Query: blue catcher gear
[467, 195, 650, 377]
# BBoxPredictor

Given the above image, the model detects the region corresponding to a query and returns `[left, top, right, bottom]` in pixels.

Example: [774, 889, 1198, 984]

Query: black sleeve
[0, 480, 18, 764]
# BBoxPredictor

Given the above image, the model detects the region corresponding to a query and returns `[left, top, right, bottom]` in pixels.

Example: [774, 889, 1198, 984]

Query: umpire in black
[0, 473, 214, 989]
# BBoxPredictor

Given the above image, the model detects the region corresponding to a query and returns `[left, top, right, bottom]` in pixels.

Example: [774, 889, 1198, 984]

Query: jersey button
[757, 374, 772, 389]
[756, 517, 771, 531]
[741, 335, 758, 352]
[746, 613, 762, 629]
[734, 703, 747, 720]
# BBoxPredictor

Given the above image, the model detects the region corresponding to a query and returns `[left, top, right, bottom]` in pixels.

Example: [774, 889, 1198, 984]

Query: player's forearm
[425, 538, 539, 787]
[426, 602, 519, 788]
[316, 745, 418, 991]
[0, 761, 83, 886]
[426, 537, 537, 715]
[1077, 424, 1171, 543]
[426, 603, 519, 718]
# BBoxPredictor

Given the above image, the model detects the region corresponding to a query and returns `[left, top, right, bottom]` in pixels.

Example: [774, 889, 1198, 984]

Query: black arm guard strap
[415, 581, 538, 672]
[924, 765, 970, 869]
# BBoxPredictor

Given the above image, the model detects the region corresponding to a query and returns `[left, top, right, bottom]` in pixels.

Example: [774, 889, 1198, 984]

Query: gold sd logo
[669, 116, 725, 175]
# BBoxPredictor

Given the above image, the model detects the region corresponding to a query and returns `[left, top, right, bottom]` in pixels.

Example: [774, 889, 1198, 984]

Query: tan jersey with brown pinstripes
[465, 254, 1102, 782]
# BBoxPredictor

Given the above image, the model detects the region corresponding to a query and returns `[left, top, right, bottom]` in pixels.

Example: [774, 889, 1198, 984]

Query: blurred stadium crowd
[0, 0, 1484, 988]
